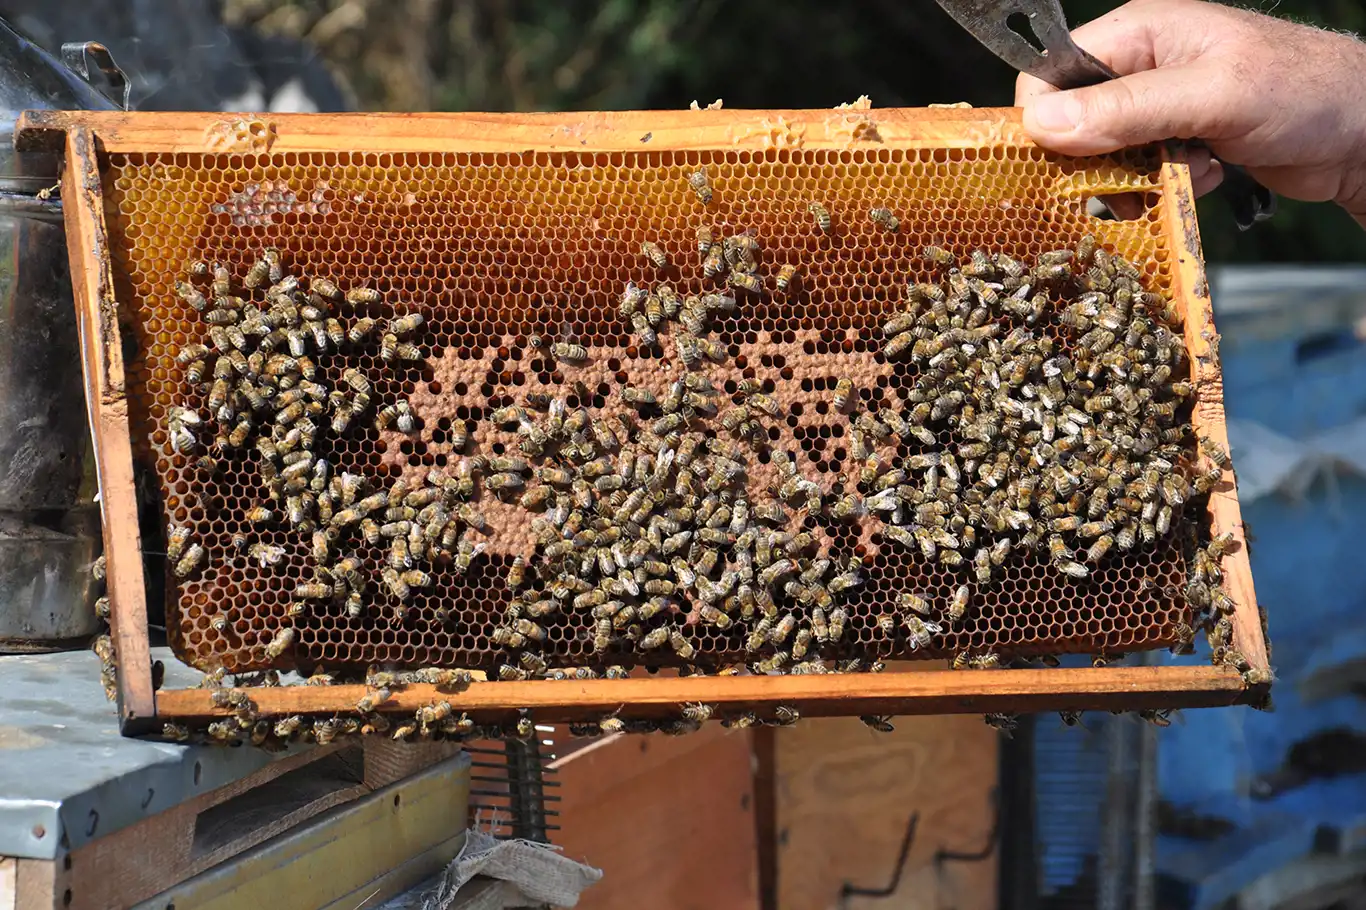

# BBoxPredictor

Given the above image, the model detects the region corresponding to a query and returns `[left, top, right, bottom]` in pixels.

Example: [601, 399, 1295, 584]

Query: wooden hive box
[15, 108, 1266, 737]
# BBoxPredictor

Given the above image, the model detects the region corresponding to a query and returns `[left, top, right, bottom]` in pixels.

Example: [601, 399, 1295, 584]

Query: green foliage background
[222, 0, 1366, 263]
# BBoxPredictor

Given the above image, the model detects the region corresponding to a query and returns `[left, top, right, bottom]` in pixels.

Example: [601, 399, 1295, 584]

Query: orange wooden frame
[16, 108, 1266, 735]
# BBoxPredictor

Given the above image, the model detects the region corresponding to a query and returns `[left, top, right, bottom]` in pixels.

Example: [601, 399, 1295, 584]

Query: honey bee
[637, 626, 670, 651]
[310, 528, 333, 563]
[1206, 532, 1235, 560]
[703, 243, 727, 279]
[551, 340, 588, 363]
[394, 400, 417, 434]
[160, 520, 194, 564]
[946, 584, 971, 622]
[382, 567, 410, 601]
[642, 241, 669, 269]
[205, 720, 238, 744]
[203, 304, 243, 329]
[917, 245, 955, 269]
[827, 376, 856, 413]
[413, 668, 474, 690]
[1084, 533, 1116, 563]
[808, 201, 831, 233]
[983, 713, 1019, 736]
[346, 317, 381, 346]
[692, 226, 716, 260]
[389, 313, 425, 336]
[688, 167, 713, 204]
[174, 279, 208, 312]
[729, 270, 763, 294]
[173, 543, 206, 578]
[356, 687, 393, 713]
[243, 542, 284, 568]
[345, 287, 381, 305]
[861, 715, 895, 733]
[819, 605, 846, 643]
[1200, 435, 1229, 467]
[776, 264, 799, 293]
[264, 626, 296, 659]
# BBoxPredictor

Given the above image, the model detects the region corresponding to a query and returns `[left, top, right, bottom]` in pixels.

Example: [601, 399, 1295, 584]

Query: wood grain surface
[776, 714, 999, 910]
[60, 127, 157, 731]
[19, 108, 1035, 155]
[553, 725, 759, 910]
[152, 664, 1253, 724]
[1160, 157, 1267, 673]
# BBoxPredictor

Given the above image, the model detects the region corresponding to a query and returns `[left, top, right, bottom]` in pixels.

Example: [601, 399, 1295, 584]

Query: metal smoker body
[0, 22, 122, 651]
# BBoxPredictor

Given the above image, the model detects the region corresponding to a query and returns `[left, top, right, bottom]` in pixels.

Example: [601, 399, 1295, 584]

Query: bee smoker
[0, 20, 126, 652]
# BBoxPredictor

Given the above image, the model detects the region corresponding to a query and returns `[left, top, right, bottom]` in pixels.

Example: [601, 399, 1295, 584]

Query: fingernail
[1030, 94, 1083, 132]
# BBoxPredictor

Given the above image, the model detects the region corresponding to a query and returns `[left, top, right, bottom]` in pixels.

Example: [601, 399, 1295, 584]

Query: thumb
[1021, 63, 1235, 156]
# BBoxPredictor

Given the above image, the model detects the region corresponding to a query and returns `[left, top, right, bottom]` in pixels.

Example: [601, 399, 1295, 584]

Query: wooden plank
[129, 756, 469, 910]
[59, 127, 157, 732]
[47, 740, 459, 909]
[0, 858, 15, 910]
[14, 859, 57, 910]
[775, 714, 999, 910]
[553, 725, 757, 910]
[63, 744, 360, 909]
[1160, 158, 1268, 673]
[153, 664, 1253, 724]
[362, 739, 462, 790]
[753, 726, 779, 910]
[19, 108, 1039, 156]
[314, 834, 466, 910]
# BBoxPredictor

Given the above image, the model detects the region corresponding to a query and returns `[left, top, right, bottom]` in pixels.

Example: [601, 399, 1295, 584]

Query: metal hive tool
[16, 108, 1267, 734]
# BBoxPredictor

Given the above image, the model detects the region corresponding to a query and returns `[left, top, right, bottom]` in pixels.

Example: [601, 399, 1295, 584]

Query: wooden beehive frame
[16, 108, 1266, 736]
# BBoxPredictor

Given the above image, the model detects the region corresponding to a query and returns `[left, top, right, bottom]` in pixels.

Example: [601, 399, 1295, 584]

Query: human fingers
[1191, 159, 1225, 198]
[1020, 62, 1241, 157]
[1013, 0, 1166, 104]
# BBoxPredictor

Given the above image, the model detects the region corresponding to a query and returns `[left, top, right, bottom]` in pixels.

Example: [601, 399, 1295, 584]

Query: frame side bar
[62, 126, 158, 731]
[1159, 157, 1268, 673]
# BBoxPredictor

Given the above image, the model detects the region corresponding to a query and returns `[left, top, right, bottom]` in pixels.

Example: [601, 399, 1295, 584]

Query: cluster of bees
[142, 163, 1251, 746]
[161, 253, 534, 662]
[858, 239, 1224, 630]
[481, 218, 873, 704]
[90, 554, 118, 702]
[162, 665, 498, 747]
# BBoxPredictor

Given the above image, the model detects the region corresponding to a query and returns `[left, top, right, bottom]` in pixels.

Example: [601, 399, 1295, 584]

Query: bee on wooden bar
[356, 688, 392, 713]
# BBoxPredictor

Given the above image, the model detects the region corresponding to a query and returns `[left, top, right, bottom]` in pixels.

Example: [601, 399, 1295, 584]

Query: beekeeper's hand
[1015, 0, 1366, 223]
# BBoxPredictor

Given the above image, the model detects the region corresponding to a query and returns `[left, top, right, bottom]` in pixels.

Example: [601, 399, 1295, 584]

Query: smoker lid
[0, 17, 116, 191]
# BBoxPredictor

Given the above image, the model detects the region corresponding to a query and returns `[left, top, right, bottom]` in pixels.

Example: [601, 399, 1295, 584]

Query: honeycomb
[101, 141, 1198, 677]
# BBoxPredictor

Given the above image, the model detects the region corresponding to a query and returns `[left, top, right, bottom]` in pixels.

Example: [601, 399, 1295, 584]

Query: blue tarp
[1149, 276, 1366, 908]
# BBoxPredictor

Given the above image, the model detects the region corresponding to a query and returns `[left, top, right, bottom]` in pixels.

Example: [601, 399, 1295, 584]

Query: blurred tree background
[220, 1, 1366, 262]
